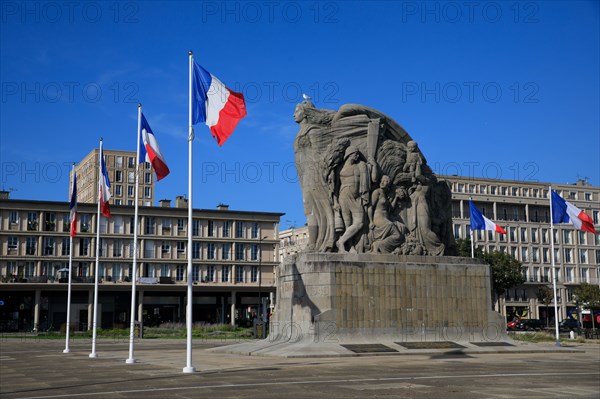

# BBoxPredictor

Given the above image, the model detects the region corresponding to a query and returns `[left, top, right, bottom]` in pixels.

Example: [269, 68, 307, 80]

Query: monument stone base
[269, 252, 507, 344]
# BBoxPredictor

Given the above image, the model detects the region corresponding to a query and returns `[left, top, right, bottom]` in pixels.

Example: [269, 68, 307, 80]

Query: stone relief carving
[294, 101, 456, 256]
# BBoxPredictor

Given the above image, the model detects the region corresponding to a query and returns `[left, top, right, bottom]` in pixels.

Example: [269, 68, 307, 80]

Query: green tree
[536, 285, 553, 327]
[574, 283, 600, 330]
[455, 239, 525, 309]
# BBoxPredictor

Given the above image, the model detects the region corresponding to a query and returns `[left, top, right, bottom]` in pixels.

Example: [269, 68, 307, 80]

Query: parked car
[559, 319, 581, 331]
[506, 319, 520, 330]
[515, 319, 545, 331]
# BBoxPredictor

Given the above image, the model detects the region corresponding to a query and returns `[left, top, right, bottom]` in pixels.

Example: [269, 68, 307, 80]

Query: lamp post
[258, 235, 268, 322]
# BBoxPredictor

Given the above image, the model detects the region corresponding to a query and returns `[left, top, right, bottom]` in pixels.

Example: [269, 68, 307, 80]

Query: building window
[162, 218, 172, 233]
[251, 222, 259, 239]
[593, 210, 599, 224]
[8, 236, 18, 251]
[177, 242, 185, 254]
[542, 248, 549, 263]
[235, 265, 244, 283]
[531, 248, 538, 262]
[162, 242, 171, 254]
[580, 267, 589, 283]
[9, 211, 18, 224]
[192, 242, 201, 259]
[562, 230, 572, 244]
[115, 185, 122, 196]
[509, 227, 516, 242]
[222, 243, 231, 260]
[145, 173, 151, 184]
[176, 265, 185, 281]
[145, 217, 155, 234]
[192, 219, 200, 236]
[453, 225, 461, 239]
[24, 262, 35, 278]
[235, 243, 245, 260]
[80, 238, 90, 256]
[541, 229, 548, 244]
[43, 237, 54, 255]
[565, 267, 574, 283]
[532, 266, 540, 282]
[251, 244, 259, 261]
[26, 237, 36, 255]
[250, 266, 258, 283]
[27, 212, 38, 231]
[128, 171, 135, 183]
[127, 186, 134, 198]
[578, 231, 587, 245]
[161, 264, 170, 277]
[235, 221, 244, 238]
[177, 219, 185, 232]
[531, 228, 538, 243]
[223, 221, 230, 237]
[44, 212, 56, 231]
[521, 248, 528, 262]
[206, 265, 215, 282]
[520, 227, 527, 242]
[207, 243, 216, 260]
[62, 238, 70, 256]
[595, 249, 600, 265]
[192, 265, 200, 282]
[208, 220, 215, 237]
[128, 156, 135, 167]
[221, 266, 230, 282]
[144, 187, 151, 198]
[579, 249, 587, 264]
[564, 248, 572, 263]
[115, 170, 123, 182]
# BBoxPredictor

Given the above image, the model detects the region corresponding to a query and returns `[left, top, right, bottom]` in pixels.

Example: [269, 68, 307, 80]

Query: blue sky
[1, 1, 598, 229]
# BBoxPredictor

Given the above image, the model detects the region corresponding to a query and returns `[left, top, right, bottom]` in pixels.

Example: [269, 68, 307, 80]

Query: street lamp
[258, 235, 268, 322]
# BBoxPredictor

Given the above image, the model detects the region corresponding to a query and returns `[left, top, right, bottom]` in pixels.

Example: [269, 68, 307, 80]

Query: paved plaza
[1, 337, 599, 399]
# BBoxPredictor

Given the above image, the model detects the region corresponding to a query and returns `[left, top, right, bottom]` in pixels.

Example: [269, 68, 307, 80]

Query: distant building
[73, 149, 155, 207]
[280, 176, 600, 324]
[0, 193, 283, 332]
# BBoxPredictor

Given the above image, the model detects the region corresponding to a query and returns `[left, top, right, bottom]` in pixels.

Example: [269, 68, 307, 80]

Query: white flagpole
[63, 164, 75, 353]
[469, 197, 475, 258]
[90, 139, 103, 358]
[126, 105, 143, 364]
[549, 186, 561, 346]
[183, 50, 196, 373]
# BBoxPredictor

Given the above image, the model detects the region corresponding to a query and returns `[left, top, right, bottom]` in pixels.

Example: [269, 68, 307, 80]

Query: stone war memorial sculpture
[268, 101, 507, 347]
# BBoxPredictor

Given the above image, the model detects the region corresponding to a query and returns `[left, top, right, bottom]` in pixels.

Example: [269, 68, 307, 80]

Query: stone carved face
[380, 175, 390, 189]
[293, 105, 305, 123]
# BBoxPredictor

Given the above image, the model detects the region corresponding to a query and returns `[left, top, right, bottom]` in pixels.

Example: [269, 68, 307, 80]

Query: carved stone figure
[293, 101, 456, 256]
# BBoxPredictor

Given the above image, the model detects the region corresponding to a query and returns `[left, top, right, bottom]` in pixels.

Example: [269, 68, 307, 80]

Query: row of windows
[454, 203, 599, 225]
[468, 242, 600, 265]
[112, 184, 152, 199]
[2, 261, 262, 284]
[523, 266, 599, 285]
[452, 184, 595, 202]
[4, 237, 267, 262]
[454, 224, 600, 246]
[3, 212, 268, 240]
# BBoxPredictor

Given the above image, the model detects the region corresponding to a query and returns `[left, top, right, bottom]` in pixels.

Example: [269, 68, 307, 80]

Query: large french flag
[139, 112, 170, 181]
[469, 200, 506, 234]
[99, 147, 111, 218]
[191, 61, 247, 146]
[551, 191, 597, 234]
[69, 172, 77, 238]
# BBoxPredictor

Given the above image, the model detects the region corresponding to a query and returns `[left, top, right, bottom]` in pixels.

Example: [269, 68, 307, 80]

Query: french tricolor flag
[469, 200, 506, 234]
[139, 112, 170, 181]
[551, 191, 597, 234]
[99, 147, 111, 218]
[191, 61, 247, 146]
[69, 172, 77, 238]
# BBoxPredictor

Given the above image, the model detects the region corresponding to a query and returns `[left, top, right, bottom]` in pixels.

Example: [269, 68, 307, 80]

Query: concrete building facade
[73, 149, 155, 207]
[0, 193, 283, 332]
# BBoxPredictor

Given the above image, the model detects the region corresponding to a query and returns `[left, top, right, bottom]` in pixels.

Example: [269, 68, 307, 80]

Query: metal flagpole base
[63, 349, 70, 353]
[126, 358, 136, 364]
[182, 366, 196, 373]
[89, 353, 98, 358]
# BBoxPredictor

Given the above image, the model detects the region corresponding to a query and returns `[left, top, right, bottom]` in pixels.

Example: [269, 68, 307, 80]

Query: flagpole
[549, 186, 561, 346]
[469, 197, 475, 258]
[90, 139, 103, 358]
[183, 50, 196, 373]
[63, 164, 75, 353]
[126, 105, 143, 364]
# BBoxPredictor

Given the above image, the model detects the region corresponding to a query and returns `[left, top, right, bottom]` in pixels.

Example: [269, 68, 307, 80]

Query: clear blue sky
[1, 1, 599, 229]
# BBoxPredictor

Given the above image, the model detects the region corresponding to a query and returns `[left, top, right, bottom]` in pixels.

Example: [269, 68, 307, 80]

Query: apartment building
[73, 149, 155, 207]
[280, 177, 600, 324]
[0, 192, 283, 332]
